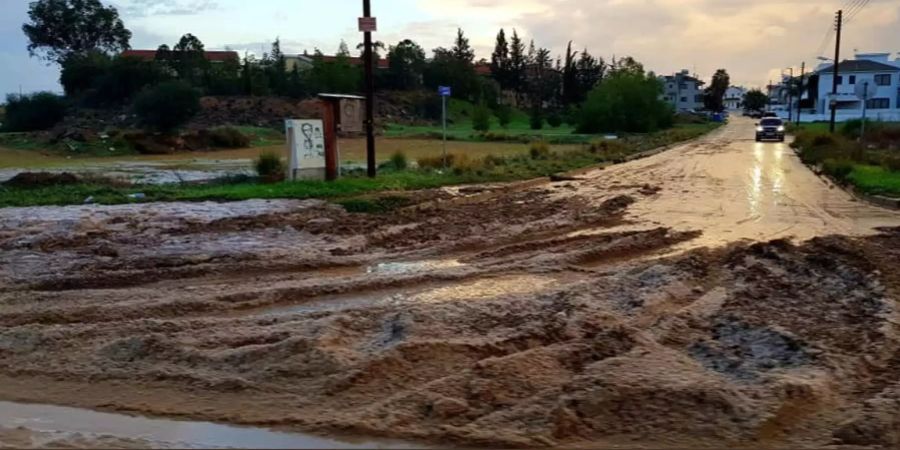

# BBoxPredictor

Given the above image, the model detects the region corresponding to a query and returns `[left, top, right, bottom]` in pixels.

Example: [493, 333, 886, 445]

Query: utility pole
[829, 9, 843, 133]
[362, 0, 376, 177]
[796, 62, 805, 125]
[786, 67, 794, 123]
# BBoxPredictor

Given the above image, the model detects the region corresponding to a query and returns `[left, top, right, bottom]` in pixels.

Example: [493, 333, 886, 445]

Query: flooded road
[0, 401, 422, 449]
[562, 117, 898, 248]
[2, 119, 900, 448]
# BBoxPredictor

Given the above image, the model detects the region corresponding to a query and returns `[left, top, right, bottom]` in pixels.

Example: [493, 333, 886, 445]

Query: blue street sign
[438, 86, 451, 97]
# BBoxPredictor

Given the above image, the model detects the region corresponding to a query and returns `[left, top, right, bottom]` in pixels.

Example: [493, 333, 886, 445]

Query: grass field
[848, 165, 900, 197]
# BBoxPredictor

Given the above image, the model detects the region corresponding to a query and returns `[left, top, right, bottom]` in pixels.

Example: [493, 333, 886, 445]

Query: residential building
[724, 86, 746, 110]
[283, 53, 389, 73]
[121, 49, 239, 64]
[659, 70, 705, 112]
[805, 52, 900, 122]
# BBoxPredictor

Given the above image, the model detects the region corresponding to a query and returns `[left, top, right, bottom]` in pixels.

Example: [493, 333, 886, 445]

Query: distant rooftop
[122, 49, 239, 62]
[817, 59, 900, 74]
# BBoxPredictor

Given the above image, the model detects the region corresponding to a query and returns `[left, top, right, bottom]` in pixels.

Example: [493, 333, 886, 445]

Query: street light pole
[362, 0, 376, 177]
[786, 67, 794, 123]
[796, 62, 805, 125]
[829, 10, 843, 133]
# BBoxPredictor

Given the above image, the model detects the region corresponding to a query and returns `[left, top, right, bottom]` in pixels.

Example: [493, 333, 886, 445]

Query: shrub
[589, 139, 631, 161]
[417, 154, 452, 170]
[530, 109, 544, 130]
[482, 154, 508, 168]
[529, 140, 551, 160]
[883, 155, 900, 173]
[547, 112, 563, 128]
[208, 127, 251, 148]
[60, 51, 112, 96]
[472, 103, 491, 132]
[450, 153, 484, 174]
[388, 151, 408, 170]
[2, 92, 67, 132]
[133, 81, 201, 133]
[495, 105, 512, 128]
[822, 159, 854, 183]
[254, 151, 285, 182]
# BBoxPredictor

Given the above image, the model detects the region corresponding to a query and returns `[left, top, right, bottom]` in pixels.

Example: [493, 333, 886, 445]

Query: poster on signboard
[286, 119, 326, 179]
[340, 99, 363, 133]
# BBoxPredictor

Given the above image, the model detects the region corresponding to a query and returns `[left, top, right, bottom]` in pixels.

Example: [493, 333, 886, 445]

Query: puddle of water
[366, 259, 464, 275]
[0, 401, 422, 449]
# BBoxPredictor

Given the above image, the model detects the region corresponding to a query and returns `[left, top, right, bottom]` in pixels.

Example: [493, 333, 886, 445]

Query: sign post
[855, 80, 877, 144]
[439, 86, 451, 169]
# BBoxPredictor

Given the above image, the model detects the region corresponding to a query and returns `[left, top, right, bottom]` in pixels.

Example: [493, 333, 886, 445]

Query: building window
[836, 75, 843, 85]
[668, 84, 673, 89]
[866, 98, 890, 109]
[875, 74, 892, 86]
[679, 83, 687, 90]
[849, 75, 856, 85]
[695, 95, 703, 103]
[680, 97, 687, 102]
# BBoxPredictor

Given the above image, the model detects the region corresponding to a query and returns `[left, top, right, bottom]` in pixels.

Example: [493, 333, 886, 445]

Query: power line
[844, 0, 870, 24]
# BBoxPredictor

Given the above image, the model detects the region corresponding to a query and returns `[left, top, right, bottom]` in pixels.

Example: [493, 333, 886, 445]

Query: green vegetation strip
[0, 123, 720, 209]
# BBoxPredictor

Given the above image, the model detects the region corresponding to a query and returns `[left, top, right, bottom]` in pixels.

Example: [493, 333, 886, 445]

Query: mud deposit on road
[3, 121, 900, 448]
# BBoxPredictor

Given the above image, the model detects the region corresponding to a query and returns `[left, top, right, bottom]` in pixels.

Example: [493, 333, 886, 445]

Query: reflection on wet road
[575, 117, 899, 247]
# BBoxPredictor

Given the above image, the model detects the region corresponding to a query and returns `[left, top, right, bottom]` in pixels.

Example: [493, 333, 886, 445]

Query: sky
[2, 0, 899, 96]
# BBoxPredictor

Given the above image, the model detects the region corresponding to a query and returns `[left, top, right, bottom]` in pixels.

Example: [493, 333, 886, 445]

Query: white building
[804, 52, 900, 122]
[724, 86, 746, 110]
[660, 70, 705, 112]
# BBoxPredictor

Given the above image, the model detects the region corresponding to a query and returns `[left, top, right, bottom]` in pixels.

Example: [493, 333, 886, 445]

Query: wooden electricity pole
[363, 0, 376, 177]
[829, 10, 843, 133]
[796, 62, 805, 125]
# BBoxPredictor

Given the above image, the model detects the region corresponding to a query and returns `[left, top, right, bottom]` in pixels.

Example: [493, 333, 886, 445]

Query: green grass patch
[847, 165, 900, 197]
[233, 126, 284, 147]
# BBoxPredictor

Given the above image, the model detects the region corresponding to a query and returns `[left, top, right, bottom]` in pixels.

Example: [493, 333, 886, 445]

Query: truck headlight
[756, 126, 764, 132]
[777, 126, 785, 132]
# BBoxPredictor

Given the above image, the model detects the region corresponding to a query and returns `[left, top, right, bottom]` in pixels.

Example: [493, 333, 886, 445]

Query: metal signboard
[286, 119, 326, 180]
[339, 98, 363, 133]
[438, 86, 451, 97]
[358, 17, 377, 32]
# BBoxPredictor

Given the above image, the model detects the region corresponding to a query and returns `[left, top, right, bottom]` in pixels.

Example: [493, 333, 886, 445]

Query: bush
[547, 112, 563, 128]
[589, 139, 632, 161]
[417, 154, 451, 170]
[387, 151, 408, 170]
[60, 51, 112, 96]
[2, 92, 67, 132]
[450, 153, 484, 174]
[208, 127, 251, 148]
[133, 81, 201, 133]
[822, 159, 854, 183]
[472, 103, 491, 132]
[530, 109, 544, 130]
[254, 151, 285, 182]
[883, 155, 900, 173]
[529, 140, 551, 160]
[495, 105, 512, 128]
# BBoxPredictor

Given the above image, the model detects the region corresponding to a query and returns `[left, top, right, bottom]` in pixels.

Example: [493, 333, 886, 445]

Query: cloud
[410, 0, 900, 87]
[112, 0, 219, 17]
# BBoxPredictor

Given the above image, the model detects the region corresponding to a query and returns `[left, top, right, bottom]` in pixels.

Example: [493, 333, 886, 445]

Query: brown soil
[2, 120, 900, 448]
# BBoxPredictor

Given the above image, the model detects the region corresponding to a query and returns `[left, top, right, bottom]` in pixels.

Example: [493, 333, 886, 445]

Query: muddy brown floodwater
[2, 118, 900, 448]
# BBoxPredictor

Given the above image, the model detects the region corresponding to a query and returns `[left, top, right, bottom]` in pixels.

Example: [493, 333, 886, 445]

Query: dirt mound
[3, 172, 80, 188]
[192, 96, 322, 130]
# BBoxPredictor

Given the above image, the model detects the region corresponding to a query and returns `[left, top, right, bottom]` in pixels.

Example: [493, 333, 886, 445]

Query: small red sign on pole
[358, 17, 377, 32]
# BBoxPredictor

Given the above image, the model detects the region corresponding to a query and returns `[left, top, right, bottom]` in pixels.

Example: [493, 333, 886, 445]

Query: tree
[609, 56, 644, 76]
[576, 70, 674, 133]
[490, 29, 510, 89]
[387, 39, 426, 89]
[171, 33, 208, 84]
[265, 38, 288, 94]
[743, 89, 768, 112]
[508, 30, 526, 96]
[424, 47, 478, 100]
[59, 50, 110, 95]
[133, 81, 200, 133]
[575, 49, 605, 102]
[704, 69, 730, 112]
[306, 49, 360, 94]
[561, 42, 579, 106]
[452, 29, 475, 65]
[2, 92, 67, 132]
[23, 0, 131, 64]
